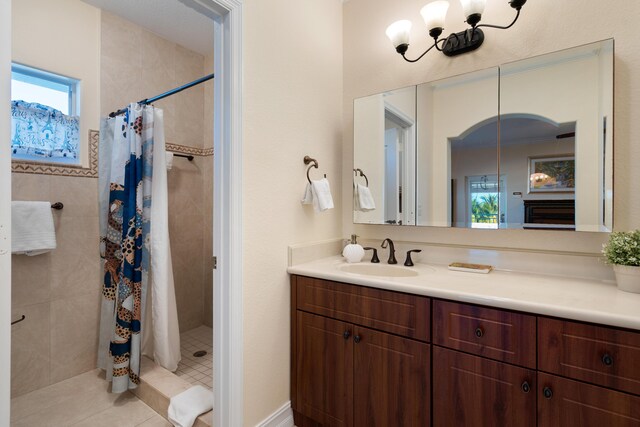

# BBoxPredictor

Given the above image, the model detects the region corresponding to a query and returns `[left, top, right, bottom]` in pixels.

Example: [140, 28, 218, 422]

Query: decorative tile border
[166, 143, 214, 157]
[11, 130, 99, 178]
[11, 131, 213, 178]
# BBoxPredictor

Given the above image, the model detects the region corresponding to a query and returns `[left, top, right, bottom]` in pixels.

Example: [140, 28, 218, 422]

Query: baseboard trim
[256, 401, 294, 427]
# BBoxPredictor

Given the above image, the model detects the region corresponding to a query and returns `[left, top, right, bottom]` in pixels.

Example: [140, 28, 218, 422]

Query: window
[468, 175, 503, 229]
[11, 63, 80, 163]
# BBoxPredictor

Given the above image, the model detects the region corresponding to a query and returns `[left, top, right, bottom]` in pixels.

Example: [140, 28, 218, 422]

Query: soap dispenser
[343, 234, 365, 263]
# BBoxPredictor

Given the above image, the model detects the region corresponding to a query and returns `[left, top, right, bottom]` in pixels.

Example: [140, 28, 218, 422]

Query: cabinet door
[538, 373, 640, 426]
[353, 326, 430, 427]
[433, 347, 536, 427]
[296, 312, 353, 427]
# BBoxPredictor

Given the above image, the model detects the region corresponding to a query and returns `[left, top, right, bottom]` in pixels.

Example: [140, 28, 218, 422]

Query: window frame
[10, 63, 81, 164]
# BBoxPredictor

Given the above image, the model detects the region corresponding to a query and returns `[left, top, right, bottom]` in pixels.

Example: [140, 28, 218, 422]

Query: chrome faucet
[381, 238, 397, 264]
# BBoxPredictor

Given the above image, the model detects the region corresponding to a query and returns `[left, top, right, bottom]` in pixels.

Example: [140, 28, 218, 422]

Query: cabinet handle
[521, 381, 530, 393]
[343, 330, 351, 340]
[354, 335, 361, 344]
[543, 387, 553, 399]
[602, 353, 613, 366]
[475, 327, 484, 338]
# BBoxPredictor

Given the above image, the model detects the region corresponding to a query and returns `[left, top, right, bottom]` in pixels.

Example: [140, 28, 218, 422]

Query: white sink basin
[339, 263, 423, 277]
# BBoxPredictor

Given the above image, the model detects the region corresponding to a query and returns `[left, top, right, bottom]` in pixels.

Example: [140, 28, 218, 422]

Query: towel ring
[304, 155, 319, 184]
[354, 168, 369, 187]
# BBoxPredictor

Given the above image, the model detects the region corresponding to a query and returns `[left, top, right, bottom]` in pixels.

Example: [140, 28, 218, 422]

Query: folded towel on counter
[354, 183, 376, 211]
[168, 385, 213, 427]
[11, 201, 57, 256]
[308, 178, 334, 213]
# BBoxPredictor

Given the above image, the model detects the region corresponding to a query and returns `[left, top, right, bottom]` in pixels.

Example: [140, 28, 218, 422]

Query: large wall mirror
[353, 39, 614, 232]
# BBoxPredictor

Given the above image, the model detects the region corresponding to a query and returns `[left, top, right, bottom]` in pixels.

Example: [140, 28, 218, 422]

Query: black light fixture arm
[476, 8, 521, 31]
[401, 38, 446, 63]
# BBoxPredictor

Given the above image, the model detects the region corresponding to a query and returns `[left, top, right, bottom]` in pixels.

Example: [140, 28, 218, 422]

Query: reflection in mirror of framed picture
[528, 155, 575, 193]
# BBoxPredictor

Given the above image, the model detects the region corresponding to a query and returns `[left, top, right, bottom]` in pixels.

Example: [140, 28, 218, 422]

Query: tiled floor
[175, 325, 213, 390]
[10, 369, 171, 427]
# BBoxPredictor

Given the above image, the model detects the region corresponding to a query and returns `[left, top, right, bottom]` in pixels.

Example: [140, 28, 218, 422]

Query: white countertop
[287, 256, 640, 331]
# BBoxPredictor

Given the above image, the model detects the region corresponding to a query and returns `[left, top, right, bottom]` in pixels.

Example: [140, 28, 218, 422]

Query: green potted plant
[602, 230, 640, 293]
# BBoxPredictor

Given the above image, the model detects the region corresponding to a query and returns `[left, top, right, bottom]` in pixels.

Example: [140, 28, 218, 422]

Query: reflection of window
[468, 175, 500, 229]
[11, 63, 80, 164]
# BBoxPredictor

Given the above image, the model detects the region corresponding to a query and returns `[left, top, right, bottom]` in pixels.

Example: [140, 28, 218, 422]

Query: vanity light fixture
[386, 0, 527, 62]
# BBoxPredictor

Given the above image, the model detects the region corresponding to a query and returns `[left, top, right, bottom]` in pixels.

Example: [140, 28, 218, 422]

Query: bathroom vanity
[288, 259, 640, 426]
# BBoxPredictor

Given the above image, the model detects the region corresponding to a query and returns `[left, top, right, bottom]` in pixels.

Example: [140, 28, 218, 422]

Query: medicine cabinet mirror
[353, 39, 614, 232]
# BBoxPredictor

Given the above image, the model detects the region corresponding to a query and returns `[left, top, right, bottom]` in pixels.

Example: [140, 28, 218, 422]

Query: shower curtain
[97, 103, 181, 393]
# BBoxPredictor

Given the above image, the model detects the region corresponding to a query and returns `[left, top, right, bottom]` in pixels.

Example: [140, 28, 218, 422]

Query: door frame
[181, 0, 244, 425]
[0, 1, 12, 424]
[0, 1, 245, 425]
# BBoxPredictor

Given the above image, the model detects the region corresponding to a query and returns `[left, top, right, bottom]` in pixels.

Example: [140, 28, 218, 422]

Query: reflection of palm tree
[472, 194, 498, 223]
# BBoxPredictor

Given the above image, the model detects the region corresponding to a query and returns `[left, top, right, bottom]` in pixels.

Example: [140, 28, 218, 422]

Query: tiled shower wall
[10, 11, 214, 397]
[11, 174, 101, 397]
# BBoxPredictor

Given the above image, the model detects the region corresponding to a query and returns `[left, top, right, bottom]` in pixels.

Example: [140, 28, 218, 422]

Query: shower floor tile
[175, 325, 213, 390]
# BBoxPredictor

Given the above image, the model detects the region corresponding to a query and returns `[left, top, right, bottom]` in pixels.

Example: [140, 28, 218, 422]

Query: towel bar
[304, 156, 319, 184]
[173, 153, 194, 161]
[11, 315, 25, 326]
[51, 202, 63, 210]
[354, 168, 369, 187]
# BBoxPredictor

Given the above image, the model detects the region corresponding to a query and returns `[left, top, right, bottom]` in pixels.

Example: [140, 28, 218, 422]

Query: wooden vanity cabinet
[433, 347, 536, 427]
[537, 373, 640, 426]
[291, 274, 640, 426]
[291, 276, 431, 427]
[433, 301, 537, 427]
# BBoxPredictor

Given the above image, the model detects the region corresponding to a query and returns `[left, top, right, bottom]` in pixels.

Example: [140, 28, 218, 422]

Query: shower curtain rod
[108, 73, 214, 118]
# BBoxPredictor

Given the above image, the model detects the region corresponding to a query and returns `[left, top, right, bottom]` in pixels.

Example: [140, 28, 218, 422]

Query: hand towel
[168, 385, 214, 427]
[356, 184, 376, 211]
[301, 183, 313, 205]
[11, 201, 57, 256]
[310, 178, 334, 213]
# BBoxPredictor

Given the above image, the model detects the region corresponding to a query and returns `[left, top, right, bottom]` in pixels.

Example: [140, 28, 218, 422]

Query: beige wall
[101, 11, 213, 332]
[12, 0, 100, 168]
[344, 0, 640, 252]
[242, 0, 344, 424]
[10, 0, 102, 397]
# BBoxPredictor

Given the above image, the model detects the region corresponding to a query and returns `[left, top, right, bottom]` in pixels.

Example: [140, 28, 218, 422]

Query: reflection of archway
[449, 113, 576, 229]
[451, 113, 573, 145]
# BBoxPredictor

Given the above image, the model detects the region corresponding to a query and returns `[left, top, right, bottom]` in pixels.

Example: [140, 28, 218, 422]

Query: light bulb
[460, 0, 486, 23]
[420, 1, 449, 36]
[385, 20, 412, 48]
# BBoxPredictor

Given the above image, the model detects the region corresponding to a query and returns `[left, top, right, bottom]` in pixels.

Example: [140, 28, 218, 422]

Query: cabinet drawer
[539, 317, 640, 396]
[538, 372, 640, 426]
[295, 276, 430, 342]
[433, 347, 536, 427]
[433, 300, 536, 368]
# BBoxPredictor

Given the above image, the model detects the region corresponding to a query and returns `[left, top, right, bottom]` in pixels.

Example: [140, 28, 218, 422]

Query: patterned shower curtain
[97, 104, 153, 393]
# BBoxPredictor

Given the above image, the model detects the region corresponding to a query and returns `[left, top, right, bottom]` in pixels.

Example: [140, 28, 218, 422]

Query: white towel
[11, 201, 57, 256]
[355, 184, 375, 211]
[168, 385, 213, 427]
[311, 178, 334, 213]
[301, 183, 314, 205]
[166, 152, 174, 170]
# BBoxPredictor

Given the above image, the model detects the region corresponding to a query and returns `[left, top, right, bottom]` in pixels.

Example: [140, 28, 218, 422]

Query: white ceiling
[82, 0, 214, 56]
